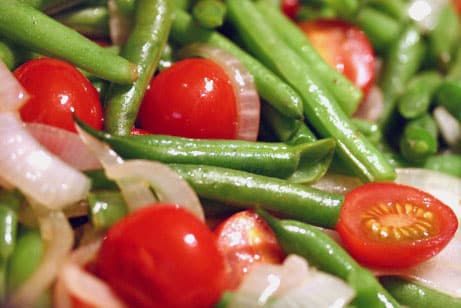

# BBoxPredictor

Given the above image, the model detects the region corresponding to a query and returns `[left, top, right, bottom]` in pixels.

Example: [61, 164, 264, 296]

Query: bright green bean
[399, 114, 438, 164]
[0, 41, 16, 69]
[54, 6, 109, 38]
[435, 80, 461, 122]
[351, 118, 382, 145]
[88, 191, 128, 230]
[424, 154, 461, 178]
[366, 0, 407, 20]
[192, 0, 226, 29]
[261, 103, 304, 142]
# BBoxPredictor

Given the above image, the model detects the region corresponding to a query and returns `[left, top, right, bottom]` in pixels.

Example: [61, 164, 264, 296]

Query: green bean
[192, 0, 226, 29]
[227, 0, 395, 183]
[320, 0, 360, 20]
[435, 80, 461, 122]
[0, 206, 18, 302]
[0, 41, 16, 70]
[356, 7, 401, 53]
[0, 190, 23, 213]
[84, 170, 119, 190]
[365, 0, 407, 21]
[17, 0, 83, 11]
[399, 114, 438, 164]
[114, 0, 136, 16]
[261, 103, 304, 142]
[54, 6, 109, 38]
[104, 0, 173, 135]
[428, 3, 460, 71]
[378, 25, 425, 134]
[296, 5, 336, 22]
[351, 118, 382, 145]
[447, 48, 461, 81]
[88, 191, 128, 230]
[256, 2, 363, 115]
[424, 154, 461, 178]
[397, 71, 443, 119]
[77, 120, 336, 183]
[256, 209, 400, 307]
[0, 1, 137, 83]
[170, 10, 304, 120]
[287, 122, 318, 145]
[380, 276, 461, 307]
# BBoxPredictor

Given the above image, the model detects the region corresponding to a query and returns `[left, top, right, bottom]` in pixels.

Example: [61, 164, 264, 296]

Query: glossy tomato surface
[336, 182, 458, 268]
[214, 210, 285, 290]
[281, 0, 300, 19]
[138, 58, 238, 139]
[299, 19, 376, 96]
[96, 205, 228, 308]
[14, 58, 103, 133]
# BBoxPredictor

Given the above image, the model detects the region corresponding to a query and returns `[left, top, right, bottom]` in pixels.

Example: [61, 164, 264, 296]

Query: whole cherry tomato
[336, 182, 458, 268]
[137, 58, 238, 139]
[281, 0, 300, 20]
[96, 205, 228, 308]
[214, 210, 285, 290]
[299, 19, 376, 96]
[14, 58, 103, 133]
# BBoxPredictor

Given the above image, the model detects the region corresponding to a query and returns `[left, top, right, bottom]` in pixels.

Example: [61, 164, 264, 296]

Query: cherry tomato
[14, 58, 103, 133]
[130, 127, 151, 135]
[299, 19, 376, 96]
[336, 182, 458, 268]
[137, 58, 238, 139]
[281, 0, 300, 20]
[96, 205, 228, 308]
[214, 210, 285, 290]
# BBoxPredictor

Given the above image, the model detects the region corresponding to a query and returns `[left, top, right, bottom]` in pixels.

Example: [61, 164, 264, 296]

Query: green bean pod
[366, 0, 407, 21]
[380, 276, 461, 307]
[104, 0, 173, 135]
[435, 80, 461, 121]
[287, 122, 318, 145]
[226, 0, 395, 183]
[88, 191, 128, 230]
[256, 2, 363, 115]
[170, 10, 304, 119]
[351, 118, 382, 146]
[0, 40, 16, 70]
[397, 71, 443, 120]
[78, 120, 336, 183]
[256, 209, 400, 307]
[424, 154, 461, 178]
[261, 103, 304, 142]
[0, 206, 18, 302]
[54, 6, 109, 38]
[192, 0, 226, 29]
[0, 1, 137, 84]
[399, 114, 438, 164]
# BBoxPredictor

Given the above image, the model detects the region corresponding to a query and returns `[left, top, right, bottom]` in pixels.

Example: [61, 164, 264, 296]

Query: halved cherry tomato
[214, 210, 285, 290]
[336, 182, 458, 268]
[95, 205, 228, 308]
[14, 58, 103, 133]
[299, 19, 376, 96]
[137, 58, 238, 139]
[281, 0, 300, 20]
[454, 0, 461, 15]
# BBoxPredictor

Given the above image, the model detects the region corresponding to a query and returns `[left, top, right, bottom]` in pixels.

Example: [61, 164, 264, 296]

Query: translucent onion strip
[7, 210, 74, 307]
[108, 0, 132, 45]
[179, 43, 261, 141]
[0, 113, 90, 209]
[433, 106, 461, 147]
[0, 60, 29, 112]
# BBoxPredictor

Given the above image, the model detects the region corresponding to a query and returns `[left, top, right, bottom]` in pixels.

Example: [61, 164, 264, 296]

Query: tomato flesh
[138, 58, 238, 139]
[281, 0, 300, 19]
[214, 210, 285, 290]
[96, 205, 228, 308]
[336, 182, 458, 268]
[14, 58, 103, 133]
[299, 19, 376, 96]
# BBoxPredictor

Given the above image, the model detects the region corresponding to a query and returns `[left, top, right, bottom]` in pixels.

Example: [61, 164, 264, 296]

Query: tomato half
[281, 0, 300, 19]
[14, 58, 103, 133]
[336, 182, 458, 268]
[96, 205, 228, 308]
[299, 19, 376, 96]
[137, 58, 238, 139]
[214, 210, 285, 290]
[454, 0, 461, 15]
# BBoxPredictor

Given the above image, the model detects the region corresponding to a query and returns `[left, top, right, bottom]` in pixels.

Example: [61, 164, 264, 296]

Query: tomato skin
[298, 19, 376, 96]
[454, 0, 461, 15]
[281, 0, 300, 19]
[214, 210, 285, 290]
[96, 205, 228, 308]
[336, 182, 458, 268]
[138, 58, 238, 139]
[14, 58, 103, 133]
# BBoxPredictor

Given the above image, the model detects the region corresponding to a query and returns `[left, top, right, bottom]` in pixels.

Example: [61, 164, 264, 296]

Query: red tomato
[336, 182, 458, 268]
[281, 0, 300, 19]
[454, 0, 461, 15]
[14, 58, 103, 133]
[96, 205, 228, 308]
[214, 210, 285, 290]
[299, 19, 376, 96]
[137, 58, 238, 139]
[130, 127, 150, 135]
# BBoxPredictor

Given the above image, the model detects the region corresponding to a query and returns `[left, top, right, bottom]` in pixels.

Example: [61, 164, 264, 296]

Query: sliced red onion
[0, 60, 29, 112]
[27, 123, 102, 171]
[433, 106, 461, 147]
[7, 210, 74, 307]
[108, 0, 132, 45]
[179, 43, 261, 141]
[0, 113, 90, 209]
[353, 85, 384, 122]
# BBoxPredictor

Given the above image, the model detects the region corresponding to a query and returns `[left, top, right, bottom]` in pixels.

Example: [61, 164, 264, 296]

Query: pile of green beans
[1, 0, 461, 307]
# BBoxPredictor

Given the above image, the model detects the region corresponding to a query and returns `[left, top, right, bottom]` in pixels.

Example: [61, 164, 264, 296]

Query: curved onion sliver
[0, 60, 29, 112]
[7, 210, 74, 307]
[433, 106, 461, 147]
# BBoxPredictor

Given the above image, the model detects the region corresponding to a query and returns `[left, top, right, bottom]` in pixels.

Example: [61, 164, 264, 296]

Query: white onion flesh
[0, 113, 90, 209]
[407, 0, 449, 32]
[108, 0, 132, 45]
[433, 106, 461, 147]
[27, 123, 102, 171]
[228, 254, 355, 308]
[179, 43, 261, 141]
[0, 60, 29, 112]
[353, 85, 384, 122]
[8, 210, 74, 307]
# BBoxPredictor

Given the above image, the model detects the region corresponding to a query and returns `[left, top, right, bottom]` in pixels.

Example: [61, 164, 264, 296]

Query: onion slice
[0, 113, 90, 209]
[108, 0, 132, 45]
[433, 106, 461, 147]
[27, 123, 102, 171]
[178, 43, 261, 141]
[353, 86, 384, 122]
[0, 60, 29, 112]
[7, 210, 74, 307]
[407, 0, 449, 32]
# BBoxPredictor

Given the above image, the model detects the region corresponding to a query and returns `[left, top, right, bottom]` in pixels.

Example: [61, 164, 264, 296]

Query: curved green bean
[54, 6, 109, 38]
[424, 154, 461, 178]
[399, 114, 438, 164]
[88, 191, 128, 230]
[192, 0, 226, 29]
